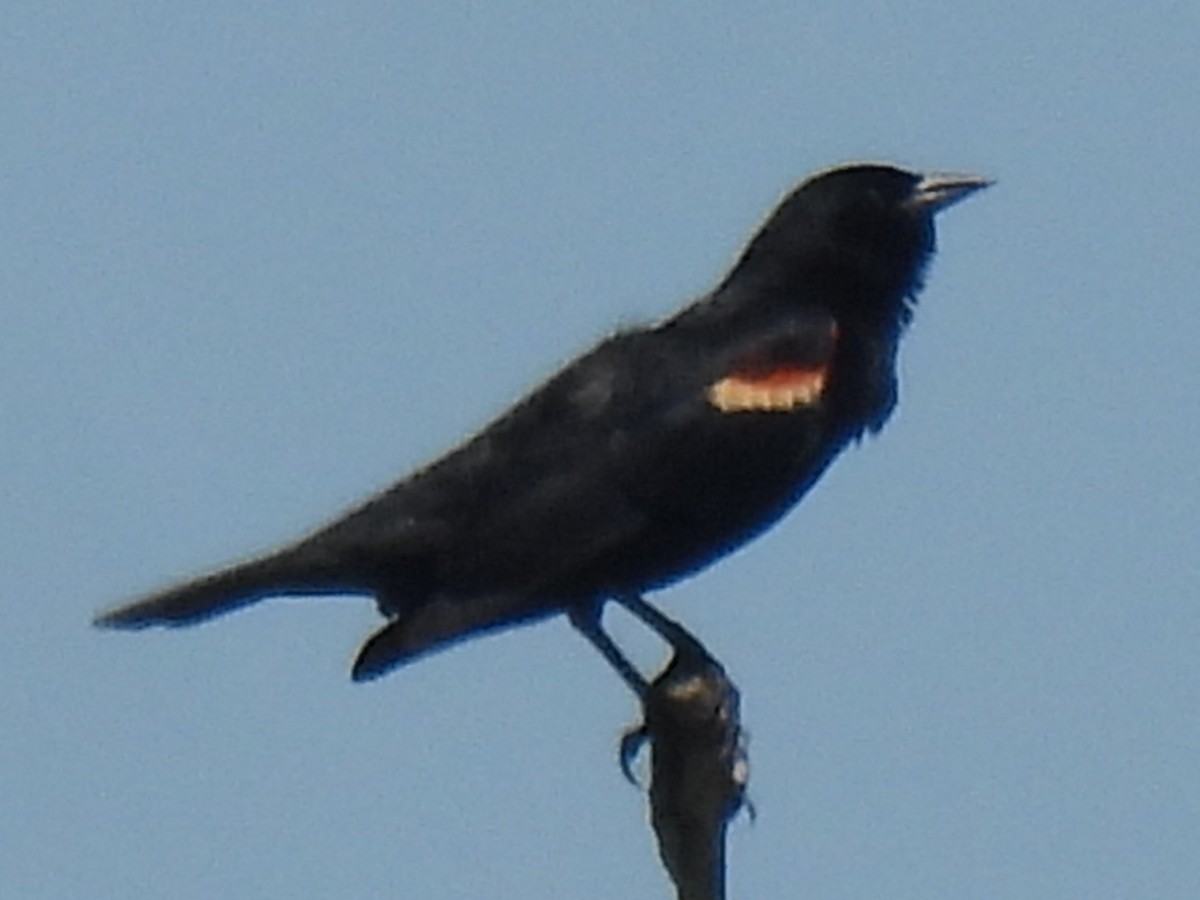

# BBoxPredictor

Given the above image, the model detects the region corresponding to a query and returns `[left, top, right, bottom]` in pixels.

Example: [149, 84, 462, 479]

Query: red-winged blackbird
[96, 163, 989, 682]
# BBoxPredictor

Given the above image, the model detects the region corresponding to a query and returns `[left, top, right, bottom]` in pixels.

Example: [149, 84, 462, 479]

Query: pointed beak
[907, 173, 993, 214]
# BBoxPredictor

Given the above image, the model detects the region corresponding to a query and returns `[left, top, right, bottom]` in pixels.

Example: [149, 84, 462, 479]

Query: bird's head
[730, 163, 991, 326]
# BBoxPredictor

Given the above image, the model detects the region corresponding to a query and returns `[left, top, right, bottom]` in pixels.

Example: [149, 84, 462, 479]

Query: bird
[95, 162, 989, 683]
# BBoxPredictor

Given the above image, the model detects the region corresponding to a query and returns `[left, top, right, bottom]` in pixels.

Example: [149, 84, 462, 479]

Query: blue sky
[4, 3, 1199, 898]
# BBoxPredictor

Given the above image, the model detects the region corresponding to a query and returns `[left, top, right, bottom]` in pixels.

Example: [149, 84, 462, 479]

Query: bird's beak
[907, 173, 993, 214]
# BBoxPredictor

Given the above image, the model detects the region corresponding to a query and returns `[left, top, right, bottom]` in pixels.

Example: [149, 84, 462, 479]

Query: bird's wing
[304, 306, 840, 597]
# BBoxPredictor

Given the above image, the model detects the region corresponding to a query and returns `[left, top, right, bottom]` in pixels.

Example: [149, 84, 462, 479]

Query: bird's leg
[614, 593, 709, 662]
[569, 601, 648, 698]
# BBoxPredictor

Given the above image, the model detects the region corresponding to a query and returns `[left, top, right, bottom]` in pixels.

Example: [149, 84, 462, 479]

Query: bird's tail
[94, 546, 354, 630]
[97, 545, 563, 684]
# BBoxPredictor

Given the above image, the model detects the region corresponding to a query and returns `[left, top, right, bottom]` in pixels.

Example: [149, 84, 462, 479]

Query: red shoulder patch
[707, 364, 829, 412]
[707, 320, 838, 413]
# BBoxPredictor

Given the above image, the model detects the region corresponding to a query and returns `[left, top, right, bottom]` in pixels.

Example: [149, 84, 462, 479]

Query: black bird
[95, 163, 989, 682]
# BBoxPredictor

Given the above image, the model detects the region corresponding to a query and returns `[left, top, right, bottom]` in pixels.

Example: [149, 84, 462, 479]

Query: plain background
[4, 3, 1199, 898]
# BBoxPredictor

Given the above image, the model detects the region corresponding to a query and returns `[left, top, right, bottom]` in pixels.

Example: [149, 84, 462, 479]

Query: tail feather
[352, 593, 557, 682]
[94, 550, 358, 630]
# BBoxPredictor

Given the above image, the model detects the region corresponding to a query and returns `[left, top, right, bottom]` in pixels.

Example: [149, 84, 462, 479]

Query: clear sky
[4, 3, 1199, 898]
